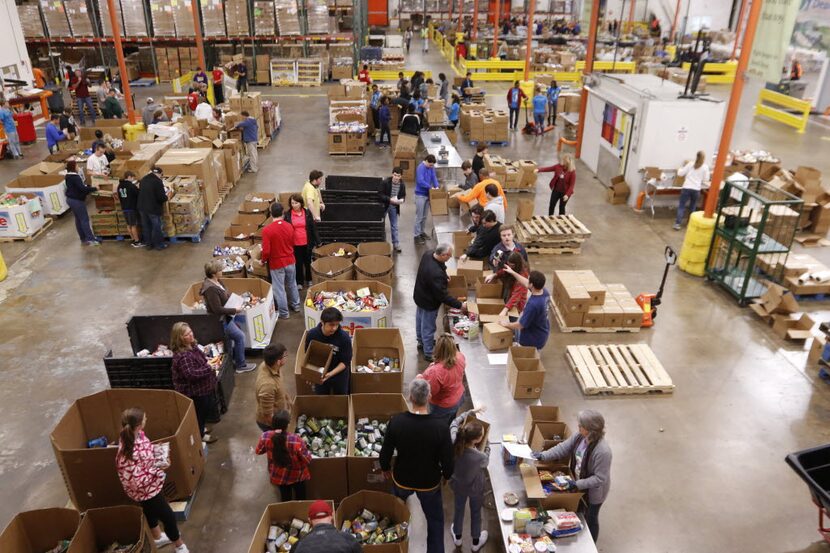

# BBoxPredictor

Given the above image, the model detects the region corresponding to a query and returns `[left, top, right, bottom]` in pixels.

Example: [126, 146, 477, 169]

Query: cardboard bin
[429, 187, 449, 216]
[180, 277, 277, 349]
[290, 396, 351, 502]
[482, 322, 513, 350]
[447, 275, 468, 299]
[302, 340, 334, 384]
[51, 389, 204, 511]
[507, 346, 545, 399]
[67, 506, 156, 553]
[335, 491, 411, 553]
[304, 280, 393, 335]
[452, 231, 473, 257]
[347, 394, 407, 493]
[519, 463, 584, 511]
[529, 422, 572, 451]
[5, 175, 69, 216]
[246, 501, 334, 553]
[0, 193, 46, 238]
[523, 405, 562, 442]
[0, 508, 80, 553]
[351, 328, 406, 393]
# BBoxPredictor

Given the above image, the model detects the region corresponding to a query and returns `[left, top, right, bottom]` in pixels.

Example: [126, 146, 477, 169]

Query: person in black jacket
[380, 378, 453, 553]
[117, 171, 141, 247]
[413, 245, 464, 361]
[284, 194, 319, 289]
[293, 500, 361, 553]
[137, 166, 169, 251]
[380, 168, 406, 253]
[200, 260, 256, 374]
[64, 159, 99, 246]
[461, 210, 501, 261]
[471, 144, 487, 180]
[304, 307, 352, 395]
[400, 104, 421, 136]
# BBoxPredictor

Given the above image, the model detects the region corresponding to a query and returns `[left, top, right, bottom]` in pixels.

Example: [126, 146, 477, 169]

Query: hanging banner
[747, 0, 801, 83]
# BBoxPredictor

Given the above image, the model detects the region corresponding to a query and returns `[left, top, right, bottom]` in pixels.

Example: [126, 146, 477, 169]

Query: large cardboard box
[301, 340, 334, 384]
[507, 346, 545, 399]
[67, 506, 156, 553]
[470, 298, 516, 324]
[5, 175, 68, 216]
[351, 328, 405, 393]
[452, 231, 473, 257]
[393, 133, 418, 159]
[607, 175, 630, 205]
[519, 463, 584, 511]
[295, 330, 314, 395]
[475, 278, 503, 299]
[457, 259, 484, 283]
[482, 322, 513, 350]
[155, 149, 220, 217]
[347, 394, 407, 493]
[0, 508, 80, 553]
[523, 405, 562, 442]
[304, 280, 393, 335]
[51, 390, 204, 511]
[0, 193, 46, 238]
[447, 274, 468, 299]
[17, 161, 65, 187]
[290, 395, 351, 502]
[246, 501, 334, 553]
[180, 278, 277, 348]
[429, 187, 449, 215]
[529, 422, 572, 451]
[335, 491, 410, 553]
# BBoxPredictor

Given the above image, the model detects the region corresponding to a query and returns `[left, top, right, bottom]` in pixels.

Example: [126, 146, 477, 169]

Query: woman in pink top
[284, 194, 319, 290]
[116, 408, 189, 553]
[418, 334, 467, 423]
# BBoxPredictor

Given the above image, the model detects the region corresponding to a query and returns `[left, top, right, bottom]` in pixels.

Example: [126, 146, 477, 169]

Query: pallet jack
[521, 102, 556, 135]
[636, 246, 677, 328]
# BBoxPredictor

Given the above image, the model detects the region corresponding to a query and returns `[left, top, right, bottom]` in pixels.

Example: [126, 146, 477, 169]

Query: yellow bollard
[678, 211, 716, 277]
[0, 250, 7, 281]
[122, 123, 147, 141]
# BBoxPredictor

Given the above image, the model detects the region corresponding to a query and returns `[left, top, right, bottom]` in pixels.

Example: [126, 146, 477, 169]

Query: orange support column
[457, 0, 464, 32]
[575, 0, 600, 159]
[704, 0, 765, 218]
[106, 0, 136, 125]
[191, 0, 207, 72]
[472, 0, 480, 40]
[491, 0, 501, 58]
[731, 0, 748, 60]
[670, 0, 682, 43]
[523, 0, 536, 81]
[627, 0, 636, 32]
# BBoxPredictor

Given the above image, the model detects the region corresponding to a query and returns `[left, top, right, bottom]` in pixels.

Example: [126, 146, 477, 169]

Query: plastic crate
[325, 175, 384, 192]
[127, 314, 226, 354]
[321, 189, 382, 204]
[787, 444, 830, 511]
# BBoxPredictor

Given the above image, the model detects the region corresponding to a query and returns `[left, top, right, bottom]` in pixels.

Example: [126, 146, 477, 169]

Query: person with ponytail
[448, 406, 490, 552]
[255, 409, 311, 500]
[116, 408, 189, 553]
[674, 150, 710, 230]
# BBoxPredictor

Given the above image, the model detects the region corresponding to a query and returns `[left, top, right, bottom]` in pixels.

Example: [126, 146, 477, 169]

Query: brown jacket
[255, 361, 292, 427]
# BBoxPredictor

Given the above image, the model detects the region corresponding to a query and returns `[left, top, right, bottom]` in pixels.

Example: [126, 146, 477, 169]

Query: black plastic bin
[322, 189, 382, 204]
[103, 314, 235, 416]
[325, 175, 384, 192]
[317, 203, 386, 244]
[786, 443, 830, 511]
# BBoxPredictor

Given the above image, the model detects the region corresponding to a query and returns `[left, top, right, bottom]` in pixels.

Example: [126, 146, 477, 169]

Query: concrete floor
[2, 45, 830, 553]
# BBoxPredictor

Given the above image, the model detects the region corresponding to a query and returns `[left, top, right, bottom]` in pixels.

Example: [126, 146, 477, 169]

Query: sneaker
[155, 244, 169, 250]
[131, 241, 143, 248]
[672, 223, 682, 231]
[291, 306, 301, 313]
[154, 533, 172, 548]
[278, 315, 290, 320]
[86, 241, 101, 246]
[417, 343, 423, 351]
[418, 233, 430, 240]
[394, 245, 402, 253]
[297, 283, 303, 290]
[174, 545, 190, 553]
[450, 524, 462, 547]
[235, 363, 256, 374]
[471, 531, 489, 552]
[202, 433, 218, 444]
[423, 353, 434, 362]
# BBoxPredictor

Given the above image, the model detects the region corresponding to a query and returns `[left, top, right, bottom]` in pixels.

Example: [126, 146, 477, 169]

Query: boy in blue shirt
[499, 270, 550, 350]
[532, 87, 548, 135]
[547, 80, 561, 125]
[448, 97, 461, 129]
[45, 113, 66, 154]
[0, 100, 21, 158]
[370, 84, 382, 135]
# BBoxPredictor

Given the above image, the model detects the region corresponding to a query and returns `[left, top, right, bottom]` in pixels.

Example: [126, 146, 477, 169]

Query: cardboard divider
[50, 389, 204, 511]
[507, 346, 545, 399]
[246, 501, 333, 553]
[304, 280, 393, 335]
[523, 405, 562, 442]
[335, 491, 411, 553]
[290, 396, 351, 502]
[0, 508, 80, 553]
[347, 394, 407, 494]
[67, 505, 156, 553]
[351, 328, 405, 394]
[302, 340, 334, 384]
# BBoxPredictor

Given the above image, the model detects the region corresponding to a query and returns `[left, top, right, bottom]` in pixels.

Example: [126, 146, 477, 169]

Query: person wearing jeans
[380, 379, 453, 553]
[261, 202, 299, 319]
[64, 160, 99, 245]
[449, 409, 490, 551]
[537, 153, 576, 216]
[380, 168, 407, 253]
[235, 111, 259, 173]
[414, 155, 439, 244]
[0, 100, 21, 158]
[284, 194, 318, 289]
[413, 245, 464, 361]
[506, 81, 527, 131]
[170, 322, 219, 444]
[69, 69, 95, 126]
[137, 166, 169, 250]
[674, 151, 710, 230]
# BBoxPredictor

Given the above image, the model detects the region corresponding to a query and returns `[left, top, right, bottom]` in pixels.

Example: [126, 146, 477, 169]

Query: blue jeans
[675, 188, 700, 225]
[67, 197, 95, 242]
[414, 194, 430, 237]
[140, 211, 163, 249]
[224, 316, 246, 368]
[451, 484, 483, 540]
[5, 130, 21, 157]
[269, 264, 299, 318]
[430, 395, 464, 424]
[76, 97, 95, 125]
[393, 484, 444, 553]
[387, 205, 399, 247]
[508, 106, 519, 128]
[585, 502, 602, 542]
[416, 306, 439, 356]
[534, 112, 545, 131]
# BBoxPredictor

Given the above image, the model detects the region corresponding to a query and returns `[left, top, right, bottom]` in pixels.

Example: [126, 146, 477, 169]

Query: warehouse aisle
[0, 43, 829, 553]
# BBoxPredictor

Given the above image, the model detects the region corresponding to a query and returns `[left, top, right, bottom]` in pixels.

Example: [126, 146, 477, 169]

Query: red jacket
[538, 164, 576, 197]
[506, 87, 527, 109]
[261, 219, 295, 269]
[358, 69, 371, 83]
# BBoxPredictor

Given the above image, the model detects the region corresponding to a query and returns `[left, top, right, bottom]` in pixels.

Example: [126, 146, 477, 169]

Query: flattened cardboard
[302, 340, 334, 384]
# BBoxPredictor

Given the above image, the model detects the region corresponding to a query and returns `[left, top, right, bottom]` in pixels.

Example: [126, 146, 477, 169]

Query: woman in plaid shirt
[256, 410, 312, 500]
[170, 322, 218, 443]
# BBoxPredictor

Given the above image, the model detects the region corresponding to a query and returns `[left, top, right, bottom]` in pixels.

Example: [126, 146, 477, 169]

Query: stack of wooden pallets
[514, 215, 591, 254]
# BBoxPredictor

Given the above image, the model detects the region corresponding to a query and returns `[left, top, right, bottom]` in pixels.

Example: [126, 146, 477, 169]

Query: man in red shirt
[70, 69, 95, 126]
[212, 67, 224, 104]
[357, 64, 371, 84]
[261, 202, 300, 319]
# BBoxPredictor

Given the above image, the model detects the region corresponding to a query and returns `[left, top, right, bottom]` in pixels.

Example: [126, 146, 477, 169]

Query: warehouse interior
[1, 0, 830, 552]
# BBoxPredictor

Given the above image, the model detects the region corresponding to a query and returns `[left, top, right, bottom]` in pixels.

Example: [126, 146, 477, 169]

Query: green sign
[748, 0, 801, 83]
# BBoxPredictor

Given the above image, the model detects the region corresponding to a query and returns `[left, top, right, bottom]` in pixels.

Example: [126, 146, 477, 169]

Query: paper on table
[488, 353, 508, 365]
[224, 292, 244, 310]
[503, 442, 536, 460]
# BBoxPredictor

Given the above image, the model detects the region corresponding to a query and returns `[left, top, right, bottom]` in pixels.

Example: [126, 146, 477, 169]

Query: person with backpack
[255, 410, 312, 500]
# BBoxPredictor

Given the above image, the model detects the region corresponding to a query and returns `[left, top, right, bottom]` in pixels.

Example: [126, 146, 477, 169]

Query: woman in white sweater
[674, 151, 710, 230]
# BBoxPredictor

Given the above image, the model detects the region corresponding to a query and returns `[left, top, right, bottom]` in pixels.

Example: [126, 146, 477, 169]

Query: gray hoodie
[487, 195, 505, 224]
[449, 410, 490, 497]
[539, 433, 612, 505]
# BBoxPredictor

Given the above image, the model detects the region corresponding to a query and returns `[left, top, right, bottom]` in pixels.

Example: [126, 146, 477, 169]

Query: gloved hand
[532, 450, 543, 460]
[567, 480, 577, 491]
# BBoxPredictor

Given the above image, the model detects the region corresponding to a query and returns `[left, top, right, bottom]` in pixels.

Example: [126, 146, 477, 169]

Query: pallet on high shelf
[549, 300, 640, 334]
[565, 344, 674, 395]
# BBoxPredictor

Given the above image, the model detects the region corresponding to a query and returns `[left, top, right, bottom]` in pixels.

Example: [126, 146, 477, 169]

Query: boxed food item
[520, 463, 584, 511]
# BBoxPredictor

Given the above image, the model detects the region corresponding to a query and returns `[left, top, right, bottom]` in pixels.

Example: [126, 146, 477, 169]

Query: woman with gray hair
[532, 409, 611, 542]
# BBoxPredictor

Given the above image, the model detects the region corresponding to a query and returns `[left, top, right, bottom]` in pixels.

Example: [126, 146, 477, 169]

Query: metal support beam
[670, 0, 682, 43]
[731, 0, 748, 60]
[106, 0, 136, 125]
[472, 0, 480, 40]
[492, 0, 501, 58]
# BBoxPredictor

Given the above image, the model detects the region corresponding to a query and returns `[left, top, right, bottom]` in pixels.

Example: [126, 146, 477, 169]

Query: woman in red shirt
[538, 153, 576, 215]
[284, 194, 318, 290]
[255, 410, 312, 500]
[116, 408, 190, 553]
[418, 334, 467, 422]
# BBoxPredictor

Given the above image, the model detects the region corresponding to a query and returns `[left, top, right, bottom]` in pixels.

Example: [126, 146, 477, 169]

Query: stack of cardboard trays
[466, 108, 509, 143]
[169, 193, 205, 235]
[749, 282, 815, 342]
[393, 133, 418, 181]
[485, 154, 537, 190]
[552, 270, 642, 329]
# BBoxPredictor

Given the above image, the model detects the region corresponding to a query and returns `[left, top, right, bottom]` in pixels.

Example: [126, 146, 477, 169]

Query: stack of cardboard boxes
[225, 0, 250, 35]
[328, 98, 368, 155]
[552, 270, 643, 330]
[484, 154, 537, 190]
[156, 47, 199, 82]
[169, 194, 205, 236]
[255, 54, 270, 84]
[464, 108, 509, 143]
[229, 92, 267, 145]
[392, 133, 418, 180]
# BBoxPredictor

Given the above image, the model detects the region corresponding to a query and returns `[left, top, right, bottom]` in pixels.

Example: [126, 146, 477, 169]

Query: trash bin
[14, 112, 37, 144]
[0, 250, 6, 281]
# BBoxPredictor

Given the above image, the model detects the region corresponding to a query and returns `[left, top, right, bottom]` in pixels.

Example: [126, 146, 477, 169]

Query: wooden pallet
[0, 218, 53, 243]
[565, 344, 674, 395]
[516, 214, 591, 242]
[550, 299, 640, 333]
[257, 136, 271, 149]
[208, 196, 223, 219]
[526, 246, 581, 255]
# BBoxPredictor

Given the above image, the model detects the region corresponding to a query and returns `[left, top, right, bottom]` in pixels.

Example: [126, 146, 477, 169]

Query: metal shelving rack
[705, 178, 803, 305]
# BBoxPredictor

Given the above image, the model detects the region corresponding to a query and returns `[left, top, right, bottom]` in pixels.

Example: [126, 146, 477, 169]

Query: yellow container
[122, 122, 146, 141]
[679, 211, 715, 276]
[0, 250, 6, 281]
[679, 245, 709, 264]
[679, 257, 706, 277]
[519, 79, 536, 108]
